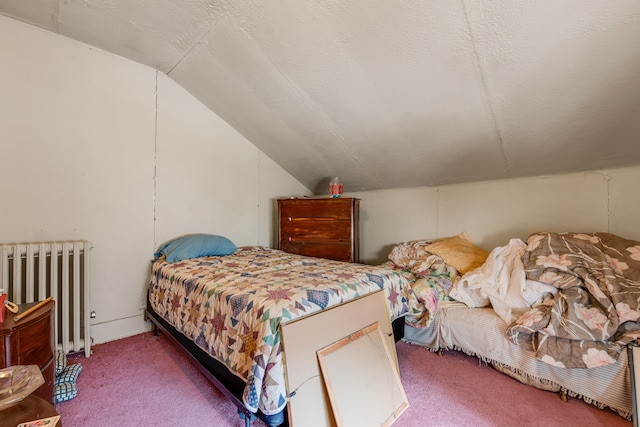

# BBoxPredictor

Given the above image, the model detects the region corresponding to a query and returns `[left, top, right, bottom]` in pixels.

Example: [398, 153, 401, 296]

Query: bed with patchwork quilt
[145, 238, 417, 427]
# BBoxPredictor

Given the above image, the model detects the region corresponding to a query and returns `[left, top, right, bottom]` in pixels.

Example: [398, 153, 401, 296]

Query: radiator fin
[0, 241, 92, 357]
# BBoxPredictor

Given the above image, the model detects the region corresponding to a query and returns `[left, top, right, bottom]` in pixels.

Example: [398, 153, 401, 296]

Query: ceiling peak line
[240, 33, 386, 189]
[166, 16, 218, 76]
[460, 0, 510, 176]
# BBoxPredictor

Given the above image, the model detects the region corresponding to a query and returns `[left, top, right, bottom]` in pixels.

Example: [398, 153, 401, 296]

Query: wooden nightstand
[0, 299, 56, 403]
[278, 197, 360, 262]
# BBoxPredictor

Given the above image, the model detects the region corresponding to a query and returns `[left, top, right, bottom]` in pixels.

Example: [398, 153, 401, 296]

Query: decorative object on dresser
[0, 299, 56, 403]
[277, 197, 360, 262]
[0, 365, 44, 411]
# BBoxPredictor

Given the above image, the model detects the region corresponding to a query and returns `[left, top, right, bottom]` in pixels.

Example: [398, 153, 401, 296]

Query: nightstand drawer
[14, 315, 54, 367]
[1, 300, 55, 403]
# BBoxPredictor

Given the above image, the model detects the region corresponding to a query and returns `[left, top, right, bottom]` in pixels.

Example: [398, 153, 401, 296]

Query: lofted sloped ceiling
[2, 1, 640, 193]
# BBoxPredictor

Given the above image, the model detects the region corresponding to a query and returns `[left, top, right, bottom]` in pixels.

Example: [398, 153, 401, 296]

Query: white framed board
[317, 322, 409, 427]
[280, 290, 404, 427]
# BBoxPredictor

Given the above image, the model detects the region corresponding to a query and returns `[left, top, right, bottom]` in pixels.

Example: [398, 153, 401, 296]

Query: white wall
[154, 74, 309, 248]
[350, 167, 640, 264]
[0, 15, 309, 346]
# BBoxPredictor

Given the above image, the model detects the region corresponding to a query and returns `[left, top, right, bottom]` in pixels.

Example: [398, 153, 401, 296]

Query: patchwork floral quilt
[381, 257, 457, 328]
[507, 232, 640, 368]
[385, 240, 462, 328]
[148, 246, 417, 416]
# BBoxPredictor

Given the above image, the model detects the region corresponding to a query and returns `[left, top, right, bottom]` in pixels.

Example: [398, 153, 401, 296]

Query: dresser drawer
[279, 219, 352, 241]
[279, 199, 354, 220]
[280, 241, 354, 262]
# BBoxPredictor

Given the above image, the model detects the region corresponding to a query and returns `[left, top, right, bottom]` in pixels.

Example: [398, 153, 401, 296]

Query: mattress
[403, 302, 632, 420]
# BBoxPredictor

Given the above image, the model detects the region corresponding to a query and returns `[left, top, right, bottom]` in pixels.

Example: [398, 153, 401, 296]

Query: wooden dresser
[278, 197, 360, 262]
[0, 300, 55, 403]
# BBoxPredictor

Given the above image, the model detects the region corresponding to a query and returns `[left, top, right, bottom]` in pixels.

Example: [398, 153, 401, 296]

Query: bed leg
[559, 390, 569, 402]
[238, 410, 256, 427]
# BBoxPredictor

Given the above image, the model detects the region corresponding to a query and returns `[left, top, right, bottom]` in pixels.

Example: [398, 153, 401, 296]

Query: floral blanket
[148, 246, 417, 416]
[386, 257, 458, 328]
[507, 232, 640, 368]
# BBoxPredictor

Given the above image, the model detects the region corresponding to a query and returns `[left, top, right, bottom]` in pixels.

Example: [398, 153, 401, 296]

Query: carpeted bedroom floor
[57, 331, 631, 427]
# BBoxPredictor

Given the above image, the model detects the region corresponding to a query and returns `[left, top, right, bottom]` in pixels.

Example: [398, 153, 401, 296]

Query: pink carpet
[57, 332, 631, 426]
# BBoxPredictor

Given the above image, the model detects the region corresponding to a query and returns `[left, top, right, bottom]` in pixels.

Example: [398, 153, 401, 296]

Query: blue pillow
[154, 234, 237, 262]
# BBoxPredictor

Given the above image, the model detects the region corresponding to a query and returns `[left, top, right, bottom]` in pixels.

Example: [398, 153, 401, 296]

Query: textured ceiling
[2, 0, 640, 193]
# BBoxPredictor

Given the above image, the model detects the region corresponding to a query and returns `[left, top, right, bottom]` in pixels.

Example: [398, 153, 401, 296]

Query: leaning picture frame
[316, 322, 409, 427]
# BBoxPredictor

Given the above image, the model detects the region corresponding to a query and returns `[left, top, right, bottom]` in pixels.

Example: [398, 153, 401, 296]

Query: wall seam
[436, 186, 441, 237]
[257, 151, 261, 246]
[589, 170, 613, 232]
[153, 71, 159, 249]
[606, 174, 612, 233]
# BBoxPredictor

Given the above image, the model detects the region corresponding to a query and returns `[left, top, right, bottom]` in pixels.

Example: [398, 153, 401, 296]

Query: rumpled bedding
[148, 246, 417, 416]
[395, 231, 640, 369]
[386, 233, 491, 328]
[451, 238, 557, 325]
[506, 232, 640, 368]
[383, 256, 459, 328]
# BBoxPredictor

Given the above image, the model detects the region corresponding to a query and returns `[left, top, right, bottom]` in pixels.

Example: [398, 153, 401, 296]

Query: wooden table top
[0, 394, 61, 427]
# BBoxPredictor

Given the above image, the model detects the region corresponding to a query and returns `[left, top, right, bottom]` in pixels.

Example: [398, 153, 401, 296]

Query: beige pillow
[424, 232, 489, 274]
